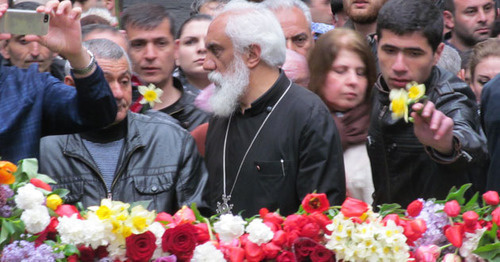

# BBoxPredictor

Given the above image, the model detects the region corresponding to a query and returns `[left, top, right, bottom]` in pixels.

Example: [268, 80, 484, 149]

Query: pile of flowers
[1, 159, 500, 261]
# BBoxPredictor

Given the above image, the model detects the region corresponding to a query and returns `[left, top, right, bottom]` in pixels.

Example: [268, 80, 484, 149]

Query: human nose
[197, 39, 207, 54]
[477, 8, 487, 23]
[110, 81, 124, 99]
[203, 56, 215, 71]
[144, 43, 157, 60]
[30, 42, 40, 57]
[392, 53, 407, 73]
[346, 70, 360, 86]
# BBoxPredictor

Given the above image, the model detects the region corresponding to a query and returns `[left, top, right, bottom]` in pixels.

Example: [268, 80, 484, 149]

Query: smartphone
[0, 9, 49, 35]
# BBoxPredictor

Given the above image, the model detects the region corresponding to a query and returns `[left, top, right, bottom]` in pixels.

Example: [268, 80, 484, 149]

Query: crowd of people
[0, 0, 499, 218]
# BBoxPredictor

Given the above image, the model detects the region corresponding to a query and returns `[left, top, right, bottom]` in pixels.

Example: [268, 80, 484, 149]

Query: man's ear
[245, 44, 261, 69]
[0, 40, 10, 59]
[433, 42, 445, 66]
[64, 75, 75, 86]
[443, 10, 455, 30]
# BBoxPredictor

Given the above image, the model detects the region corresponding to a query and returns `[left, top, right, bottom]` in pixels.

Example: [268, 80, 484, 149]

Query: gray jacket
[39, 112, 208, 213]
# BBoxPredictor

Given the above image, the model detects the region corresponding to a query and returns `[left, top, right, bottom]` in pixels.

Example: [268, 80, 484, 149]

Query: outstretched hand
[24, 0, 83, 59]
[411, 101, 455, 155]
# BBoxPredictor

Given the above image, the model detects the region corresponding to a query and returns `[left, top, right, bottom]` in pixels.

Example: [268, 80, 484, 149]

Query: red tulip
[272, 230, 287, 246]
[410, 218, 427, 235]
[228, 246, 245, 262]
[301, 193, 330, 214]
[382, 214, 401, 226]
[245, 242, 264, 262]
[30, 178, 52, 191]
[445, 224, 464, 247]
[462, 211, 479, 228]
[492, 207, 500, 226]
[262, 242, 281, 259]
[55, 204, 82, 219]
[483, 191, 500, 206]
[415, 245, 440, 262]
[340, 197, 369, 218]
[442, 253, 462, 262]
[407, 199, 424, 217]
[155, 212, 174, 224]
[444, 200, 461, 217]
[173, 206, 196, 224]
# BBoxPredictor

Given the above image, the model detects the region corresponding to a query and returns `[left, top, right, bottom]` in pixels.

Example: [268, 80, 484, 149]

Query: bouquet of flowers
[1, 159, 500, 261]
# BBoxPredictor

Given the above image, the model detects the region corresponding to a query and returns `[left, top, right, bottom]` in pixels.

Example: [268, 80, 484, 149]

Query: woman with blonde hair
[469, 38, 500, 104]
[308, 28, 377, 203]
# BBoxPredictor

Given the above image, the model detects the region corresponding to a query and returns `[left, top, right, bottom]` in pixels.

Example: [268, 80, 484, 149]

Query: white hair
[437, 44, 461, 75]
[82, 7, 118, 25]
[220, 0, 286, 67]
[259, 0, 312, 26]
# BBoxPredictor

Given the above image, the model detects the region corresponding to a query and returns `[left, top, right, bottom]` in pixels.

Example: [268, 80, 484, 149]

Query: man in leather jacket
[39, 39, 208, 213]
[368, 0, 488, 208]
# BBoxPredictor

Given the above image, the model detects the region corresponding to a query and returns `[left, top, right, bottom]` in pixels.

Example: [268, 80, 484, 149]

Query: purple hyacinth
[1, 240, 64, 262]
[0, 185, 14, 217]
[411, 199, 450, 249]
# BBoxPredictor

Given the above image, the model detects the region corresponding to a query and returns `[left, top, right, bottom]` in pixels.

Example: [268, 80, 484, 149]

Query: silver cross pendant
[216, 194, 233, 215]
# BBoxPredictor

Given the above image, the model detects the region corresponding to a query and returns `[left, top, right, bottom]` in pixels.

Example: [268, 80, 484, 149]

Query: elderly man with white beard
[202, 0, 346, 218]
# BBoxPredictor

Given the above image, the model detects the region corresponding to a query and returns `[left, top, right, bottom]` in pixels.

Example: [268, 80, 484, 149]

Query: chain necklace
[216, 80, 292, 215]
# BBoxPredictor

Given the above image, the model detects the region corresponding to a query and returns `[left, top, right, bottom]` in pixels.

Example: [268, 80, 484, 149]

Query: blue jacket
[0, 64, 117, 163]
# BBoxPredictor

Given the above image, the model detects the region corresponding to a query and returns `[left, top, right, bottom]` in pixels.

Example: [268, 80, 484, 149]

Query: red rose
[301, 193, 330, 214]
[407, 199, 423, 217]
[293, 237, 317, 259]
[95, 246, 109, 259]
[245, 241, 264, 262]
[276, 251, 295, 262]
[483, 191, 500, 206]
[126, 231, 157, 262]
[272, 230, 287, 246]
[310, 245, 335, 262]
[162, 223, 197, 262]
[341, 197, 369, 218]
[55, 204, 82, 219]
[300, 222, 321, 240]
[262, 211, 284, 230]
[309, 212, 331, 231]
[156, 212, 174, 224]
[30, 178, 52, 191]
[78, 245, 95, 262]
[445, 224, 464, 248]
[443, 200, 460, 217]
[67, 254, 79, 262]
[492, 207, 500, 225]
[194, 223, 210, 244]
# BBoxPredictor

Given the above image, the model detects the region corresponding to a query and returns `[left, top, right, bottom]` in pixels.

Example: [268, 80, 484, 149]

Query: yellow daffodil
[46, 194, 63, 210]
[406, 81, 426, 101]
[389, 88, 409, 122]
[138, 83, 163, 108]
[96, 205, 112, 220]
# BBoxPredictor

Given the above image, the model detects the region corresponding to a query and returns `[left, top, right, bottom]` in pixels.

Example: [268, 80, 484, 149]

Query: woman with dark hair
[174, 14, 212, 95]
[308, 28, 376, 203]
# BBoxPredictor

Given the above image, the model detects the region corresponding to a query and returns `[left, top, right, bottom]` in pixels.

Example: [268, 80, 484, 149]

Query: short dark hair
[330, 0, 343, 14]
[176, 14, 212, 39]
[120, 3, 175, 37]
[443, 0, 454, 13]
[377, 0, 443, 52]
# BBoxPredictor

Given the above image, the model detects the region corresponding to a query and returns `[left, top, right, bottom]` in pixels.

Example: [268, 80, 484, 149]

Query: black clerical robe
[204, 72, 346, 217]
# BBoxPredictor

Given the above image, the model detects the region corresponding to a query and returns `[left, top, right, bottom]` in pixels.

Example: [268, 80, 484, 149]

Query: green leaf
[464, 192, 480, 210]
[2, 219, 15, 234]
[63, 244, 80, 256]
[0, 220, 12, 246]
[191, 202, 206, 222]
[15, 158, 39, 179]
[444, 184, 472, 205]
[34, 174, 57, 184]
[377, 203, 403, 217]
[53, 188, 70, 198]
[474, 242, 500, 261]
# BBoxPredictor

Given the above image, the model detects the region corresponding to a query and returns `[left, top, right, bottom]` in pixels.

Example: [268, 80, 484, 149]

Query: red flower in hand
[302, 193, 330, 214]
[162, 223, 197, 262]
[126, 231, 157, 262]
[341, 197, 369, 218]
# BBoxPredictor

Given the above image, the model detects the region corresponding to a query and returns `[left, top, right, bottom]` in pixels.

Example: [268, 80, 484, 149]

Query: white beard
[208, 55, 250, 117]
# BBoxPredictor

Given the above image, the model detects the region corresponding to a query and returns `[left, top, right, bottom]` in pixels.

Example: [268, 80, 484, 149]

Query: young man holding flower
[367, 0, 488, 208]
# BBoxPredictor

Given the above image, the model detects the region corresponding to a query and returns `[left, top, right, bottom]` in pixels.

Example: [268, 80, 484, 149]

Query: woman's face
[471, 56, 500, 102]
[175, 20, 211, 78]
[322, 49, 368, 112]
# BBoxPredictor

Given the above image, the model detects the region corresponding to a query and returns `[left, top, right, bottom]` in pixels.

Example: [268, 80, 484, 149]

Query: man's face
[343, 0, 387, 24]
[273, 6, 314, 57]
[97, 56, 132, 124]
[126, 19, 175, 87]
[450, 0, 495, 47]
[309, 0, 334, 24]
[1, 35, 55, 72]
[378, 30, 443, 90]
[203, 14, 250, 117]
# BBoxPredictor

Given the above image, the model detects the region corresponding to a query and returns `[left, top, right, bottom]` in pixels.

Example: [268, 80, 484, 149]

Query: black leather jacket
[39, 112, 208, 213]
[368, 66, 488, 207]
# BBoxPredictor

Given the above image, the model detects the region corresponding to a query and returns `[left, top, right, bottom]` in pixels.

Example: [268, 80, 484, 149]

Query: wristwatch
[71, 49, 96, 75]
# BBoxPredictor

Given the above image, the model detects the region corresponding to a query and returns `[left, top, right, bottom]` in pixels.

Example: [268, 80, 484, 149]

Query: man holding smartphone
[0, 0, 117, 163]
